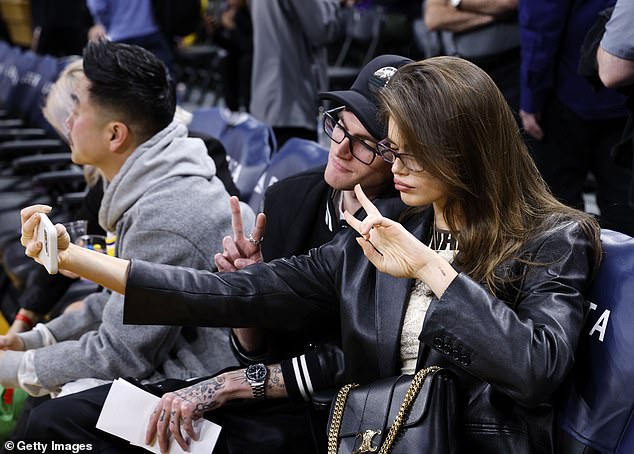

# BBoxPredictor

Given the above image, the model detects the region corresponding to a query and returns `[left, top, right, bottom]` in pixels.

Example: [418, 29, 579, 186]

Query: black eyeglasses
[376, 138, 424, 172]
[323, 107, 380, 165]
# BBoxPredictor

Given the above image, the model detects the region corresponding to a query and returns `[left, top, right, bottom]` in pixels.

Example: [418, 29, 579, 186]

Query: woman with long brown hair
[19, 56, 600, 453]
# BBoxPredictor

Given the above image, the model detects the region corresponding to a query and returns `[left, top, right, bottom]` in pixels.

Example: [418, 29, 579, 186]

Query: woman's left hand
[343, 185, 434, 279]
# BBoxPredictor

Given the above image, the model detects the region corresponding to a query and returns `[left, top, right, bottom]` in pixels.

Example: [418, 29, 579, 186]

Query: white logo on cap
[368, 66, 398, 96]
[373, 66, 397, 83]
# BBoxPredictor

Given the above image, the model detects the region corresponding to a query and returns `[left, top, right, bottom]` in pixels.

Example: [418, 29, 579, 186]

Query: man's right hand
[214, 197, 266, 272]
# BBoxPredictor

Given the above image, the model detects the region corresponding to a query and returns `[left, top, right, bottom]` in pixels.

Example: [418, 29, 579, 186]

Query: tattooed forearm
[267, 365, 285, 391]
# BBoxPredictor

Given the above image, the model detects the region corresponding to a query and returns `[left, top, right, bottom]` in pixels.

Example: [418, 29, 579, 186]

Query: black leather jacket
[123, 202, 596, 454]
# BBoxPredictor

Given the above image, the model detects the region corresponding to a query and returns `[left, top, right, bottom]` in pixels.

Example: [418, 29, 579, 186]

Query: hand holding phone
[37, 213, 58, 274]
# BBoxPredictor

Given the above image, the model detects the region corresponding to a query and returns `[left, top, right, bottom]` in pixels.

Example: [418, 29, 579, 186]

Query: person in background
[597, 0, 634, 210]
[21, 56, 602, 453]
[8, 63, 239, 335]
[249, 0, 346, 147]
[597, 0, 634, 88]
[204, 0, 252, 112]
[1, 41, 251, 448]
[86, 0, 173, 72]
[30, 0, 92, 57]
[424, 0, 520, 112]
[518, 0, 634, 236]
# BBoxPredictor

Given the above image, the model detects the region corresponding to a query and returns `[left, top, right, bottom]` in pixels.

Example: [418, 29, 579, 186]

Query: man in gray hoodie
[0, 41, 249, 399]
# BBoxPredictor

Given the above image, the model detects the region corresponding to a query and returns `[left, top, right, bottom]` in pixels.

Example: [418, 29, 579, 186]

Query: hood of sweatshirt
[99, 121, 217, 233]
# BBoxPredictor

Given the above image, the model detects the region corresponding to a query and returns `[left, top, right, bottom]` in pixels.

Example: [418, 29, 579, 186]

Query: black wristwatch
[245, 363, 268, 399]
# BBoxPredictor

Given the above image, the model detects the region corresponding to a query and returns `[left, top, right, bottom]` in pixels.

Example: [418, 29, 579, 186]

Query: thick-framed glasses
[323, 107, 380, 165]
[376, 138, 425, 172]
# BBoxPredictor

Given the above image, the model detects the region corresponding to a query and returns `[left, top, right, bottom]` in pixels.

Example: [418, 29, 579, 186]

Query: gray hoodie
[20, 121, 252, 391]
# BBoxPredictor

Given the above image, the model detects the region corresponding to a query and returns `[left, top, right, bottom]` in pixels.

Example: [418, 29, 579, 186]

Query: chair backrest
[189, 107, 276, 200]
[0, 40, 11, 60]
[557, 229, 634, 454]
[20, 54, 64, 129]
[248, 138, 328, 211]
[0, 44, 22, 111]
[0, 45, 64, 129]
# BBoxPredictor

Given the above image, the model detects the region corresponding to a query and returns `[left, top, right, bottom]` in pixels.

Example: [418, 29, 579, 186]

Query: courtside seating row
[0, 41, 87, 321]
[0, 40, 72, 133]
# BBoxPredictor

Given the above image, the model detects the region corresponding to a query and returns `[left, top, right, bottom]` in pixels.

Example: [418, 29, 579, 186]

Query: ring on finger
[247, 234, 263, 246]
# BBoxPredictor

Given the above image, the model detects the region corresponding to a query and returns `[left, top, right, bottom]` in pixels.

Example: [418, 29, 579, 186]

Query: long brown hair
[380, 57, 601, 291]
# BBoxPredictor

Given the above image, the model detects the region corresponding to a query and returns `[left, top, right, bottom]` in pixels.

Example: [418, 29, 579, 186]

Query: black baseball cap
[319, 55, 413, 140]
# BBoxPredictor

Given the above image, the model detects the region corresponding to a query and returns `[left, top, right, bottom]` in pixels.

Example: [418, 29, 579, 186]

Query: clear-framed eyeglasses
[376, 138, 425, 172]
[323, 107, 380, 165]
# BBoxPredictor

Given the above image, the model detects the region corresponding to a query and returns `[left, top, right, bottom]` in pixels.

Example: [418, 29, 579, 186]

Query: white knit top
[400, 229, 458, 374]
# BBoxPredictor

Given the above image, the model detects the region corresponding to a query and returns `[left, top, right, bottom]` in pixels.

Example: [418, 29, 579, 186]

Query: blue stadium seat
[189, 107, 276, 200]
[558, 229, 634, 454]
[0, 43, 67, 131]
[248, 138, 328, 211]
[0, 44, 22, 110]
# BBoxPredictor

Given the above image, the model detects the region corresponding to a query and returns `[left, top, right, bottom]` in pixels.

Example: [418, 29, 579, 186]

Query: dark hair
[380, 57, 601, 291]
[82, 40, 175, 143]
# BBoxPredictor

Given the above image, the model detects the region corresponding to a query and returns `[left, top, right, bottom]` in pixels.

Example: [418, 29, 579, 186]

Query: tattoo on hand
[174, 375, 227, 417]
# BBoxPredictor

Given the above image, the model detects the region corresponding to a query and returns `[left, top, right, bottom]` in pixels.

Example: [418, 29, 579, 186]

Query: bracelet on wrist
[15, 313, 35, 329]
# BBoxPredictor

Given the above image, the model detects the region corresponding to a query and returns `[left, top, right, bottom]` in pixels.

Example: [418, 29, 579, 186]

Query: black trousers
[529, 97, 634, 236]
[22, 381, 324, 454]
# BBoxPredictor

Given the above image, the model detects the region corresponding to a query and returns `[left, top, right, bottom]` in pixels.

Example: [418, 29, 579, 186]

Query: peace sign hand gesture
[214, 197, 267, 272]
[343, 185, 457, 296]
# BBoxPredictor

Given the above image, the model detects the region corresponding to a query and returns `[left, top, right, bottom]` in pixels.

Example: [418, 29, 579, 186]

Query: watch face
[246, 364, 267, 382]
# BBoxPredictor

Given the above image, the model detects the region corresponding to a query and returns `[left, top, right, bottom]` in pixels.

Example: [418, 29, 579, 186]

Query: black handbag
[327, 366, 463, 454]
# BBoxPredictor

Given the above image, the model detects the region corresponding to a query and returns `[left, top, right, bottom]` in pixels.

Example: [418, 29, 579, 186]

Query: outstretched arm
[21, 205, 130, 294]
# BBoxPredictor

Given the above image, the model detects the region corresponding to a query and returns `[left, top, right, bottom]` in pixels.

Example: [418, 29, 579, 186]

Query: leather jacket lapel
[374, 210, 433, 376]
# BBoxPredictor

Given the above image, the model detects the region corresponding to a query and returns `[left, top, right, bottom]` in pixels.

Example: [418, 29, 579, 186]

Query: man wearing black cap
[213, 54, 414, 453]
[19, 55, 413, 454]
[226, 52, 414, 375]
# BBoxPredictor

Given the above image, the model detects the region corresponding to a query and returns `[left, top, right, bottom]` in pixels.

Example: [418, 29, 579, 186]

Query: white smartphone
[37, 213, 58, 274]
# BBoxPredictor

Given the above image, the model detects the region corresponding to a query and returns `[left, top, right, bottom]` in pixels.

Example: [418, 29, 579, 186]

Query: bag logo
[353, 429, 382, 453]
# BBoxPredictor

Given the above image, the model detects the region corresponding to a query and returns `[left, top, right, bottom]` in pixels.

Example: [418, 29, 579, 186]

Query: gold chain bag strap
[327, 366, 461, 454]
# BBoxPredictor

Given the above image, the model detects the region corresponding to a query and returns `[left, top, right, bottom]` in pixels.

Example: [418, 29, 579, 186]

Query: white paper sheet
[96, 378, 221, 454]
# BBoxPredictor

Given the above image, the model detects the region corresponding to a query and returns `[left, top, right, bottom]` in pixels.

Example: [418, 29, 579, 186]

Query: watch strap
[251, 382, 265, 399]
